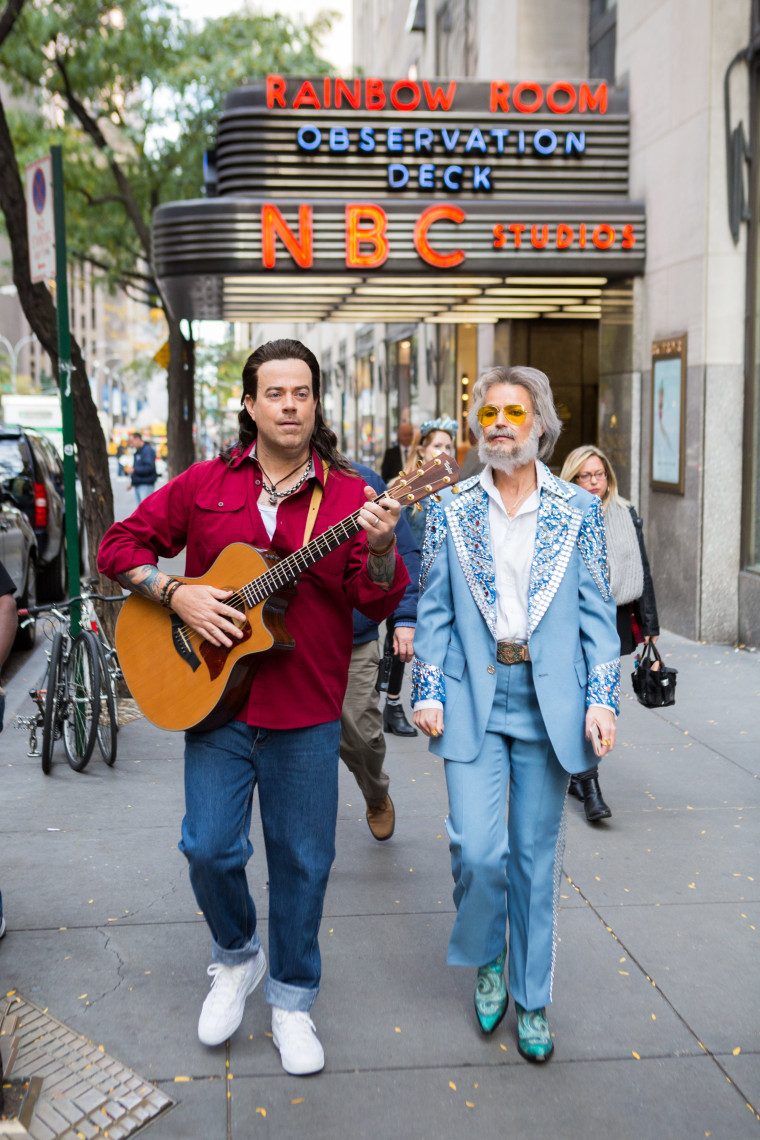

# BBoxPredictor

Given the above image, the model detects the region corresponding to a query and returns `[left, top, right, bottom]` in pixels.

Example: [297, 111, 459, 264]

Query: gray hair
[467, 365, 563, 462]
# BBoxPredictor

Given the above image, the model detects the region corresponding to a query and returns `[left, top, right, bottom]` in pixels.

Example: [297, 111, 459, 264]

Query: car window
[0, 438, 29, 479]
[28, 436, 51, 479]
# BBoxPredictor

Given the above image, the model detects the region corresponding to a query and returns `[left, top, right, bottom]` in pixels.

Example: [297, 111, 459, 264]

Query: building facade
[150, 0, 759, 645]
[349, 0, 757, 645]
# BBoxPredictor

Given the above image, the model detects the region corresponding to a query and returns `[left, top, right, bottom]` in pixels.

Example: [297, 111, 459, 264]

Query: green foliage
[0, 0, 336, 302]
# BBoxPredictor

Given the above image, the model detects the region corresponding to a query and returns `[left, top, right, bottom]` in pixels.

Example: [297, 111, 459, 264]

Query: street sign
[25, 155, 55, 283]
[153, 340, 170, 369]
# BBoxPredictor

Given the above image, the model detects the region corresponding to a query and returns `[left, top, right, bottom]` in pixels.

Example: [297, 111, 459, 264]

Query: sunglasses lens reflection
[477, 404, 527, 426]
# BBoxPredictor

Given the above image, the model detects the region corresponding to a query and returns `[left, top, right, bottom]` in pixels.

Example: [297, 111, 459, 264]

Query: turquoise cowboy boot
[474, 947, 508, 1034]
[515, 1002, 554, 1062]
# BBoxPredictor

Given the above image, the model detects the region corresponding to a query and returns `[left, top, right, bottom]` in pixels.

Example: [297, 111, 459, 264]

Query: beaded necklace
[258, 454, 313, 505]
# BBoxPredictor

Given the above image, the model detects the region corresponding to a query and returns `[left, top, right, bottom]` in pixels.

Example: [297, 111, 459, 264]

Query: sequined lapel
[528, 466, 584, 635]
[446, 482, 497, 637]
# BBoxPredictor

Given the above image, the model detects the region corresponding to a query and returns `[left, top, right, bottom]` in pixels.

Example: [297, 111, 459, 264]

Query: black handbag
[631, 641, 677, 708]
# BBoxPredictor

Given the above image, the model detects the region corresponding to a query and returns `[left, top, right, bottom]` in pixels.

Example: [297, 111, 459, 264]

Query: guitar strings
[170, 475, 435, 642]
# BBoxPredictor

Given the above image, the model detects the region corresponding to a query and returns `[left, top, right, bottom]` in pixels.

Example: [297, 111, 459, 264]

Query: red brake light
[33, 482, 48, 528]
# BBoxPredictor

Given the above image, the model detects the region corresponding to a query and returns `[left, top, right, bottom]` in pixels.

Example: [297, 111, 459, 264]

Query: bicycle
[16, 596, 105, 774]
[78, 582, 126, 766]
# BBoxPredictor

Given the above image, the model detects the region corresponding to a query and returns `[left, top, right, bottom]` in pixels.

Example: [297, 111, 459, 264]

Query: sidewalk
[1, 632, 758, 1139]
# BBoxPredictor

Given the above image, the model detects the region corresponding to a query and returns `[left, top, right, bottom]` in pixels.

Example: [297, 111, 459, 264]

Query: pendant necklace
[505, 481, 537, 520]
[258, 455, 313, 505]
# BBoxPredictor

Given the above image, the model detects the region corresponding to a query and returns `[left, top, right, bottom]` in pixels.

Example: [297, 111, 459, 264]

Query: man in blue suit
[412, 365, 620, 1063]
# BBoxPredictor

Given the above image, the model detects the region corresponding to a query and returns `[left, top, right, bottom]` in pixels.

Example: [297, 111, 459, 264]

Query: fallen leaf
[733, 1046, 741, 1055]
[395, 1027, 401, 1033]
[174, 1076, 192, 1082]
[256, 1107, 267, 1117]
[466, 1101, 475, 1108]
[291, 1098, 304, 1105]
[632, 1051, 640, 1060]
[449, 1081, 457, 1090]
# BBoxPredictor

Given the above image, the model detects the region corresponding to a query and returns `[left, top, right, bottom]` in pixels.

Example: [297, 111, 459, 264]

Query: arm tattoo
[116, 565, 174, 603]
[367, 549, 396, 591]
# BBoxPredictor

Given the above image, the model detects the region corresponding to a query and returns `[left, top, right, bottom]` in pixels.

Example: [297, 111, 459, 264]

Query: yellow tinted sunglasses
[477, 403, 528, 426]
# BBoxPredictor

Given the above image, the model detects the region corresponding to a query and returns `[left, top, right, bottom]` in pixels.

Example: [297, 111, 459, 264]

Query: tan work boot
[366, 794, 395, 841]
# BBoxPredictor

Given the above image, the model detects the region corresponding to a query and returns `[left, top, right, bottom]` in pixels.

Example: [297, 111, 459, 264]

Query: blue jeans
[133, 482, 155, 504]
[180, 718, 340, 1012]
[445, 662, 569, 1009]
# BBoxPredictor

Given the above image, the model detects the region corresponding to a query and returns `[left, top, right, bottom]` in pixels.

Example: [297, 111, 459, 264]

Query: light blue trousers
[444, 661, 569, 1010]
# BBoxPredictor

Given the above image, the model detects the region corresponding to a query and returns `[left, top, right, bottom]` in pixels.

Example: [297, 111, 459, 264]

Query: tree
[0, 0, 335, 477]
[0, 0, 117, 604]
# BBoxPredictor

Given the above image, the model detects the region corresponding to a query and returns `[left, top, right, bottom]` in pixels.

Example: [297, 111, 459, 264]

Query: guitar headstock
[387, 454, 461, 507]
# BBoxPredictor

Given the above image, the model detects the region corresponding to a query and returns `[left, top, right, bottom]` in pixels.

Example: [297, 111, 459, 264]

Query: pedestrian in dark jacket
[340, 462, 421, 841]
[126, 431, 158, 505]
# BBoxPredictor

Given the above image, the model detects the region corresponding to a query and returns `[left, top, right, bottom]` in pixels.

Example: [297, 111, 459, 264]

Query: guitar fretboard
[240, 502, 373, 606]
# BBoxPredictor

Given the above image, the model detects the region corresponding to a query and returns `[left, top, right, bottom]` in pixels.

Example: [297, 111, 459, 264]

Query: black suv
[0, 425, 68, 601]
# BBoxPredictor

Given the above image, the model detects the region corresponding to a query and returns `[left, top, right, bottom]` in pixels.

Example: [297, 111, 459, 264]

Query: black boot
[383, 701, 418, 737]
[579, 775, 612, 822]
[568, 775, 584, 800]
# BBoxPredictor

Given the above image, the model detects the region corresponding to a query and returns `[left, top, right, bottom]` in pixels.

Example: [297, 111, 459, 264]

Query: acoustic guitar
[115, 454, 460, 732]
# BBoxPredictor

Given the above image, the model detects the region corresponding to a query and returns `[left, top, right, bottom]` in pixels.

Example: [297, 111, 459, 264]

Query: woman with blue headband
[381, 416, 459, 738]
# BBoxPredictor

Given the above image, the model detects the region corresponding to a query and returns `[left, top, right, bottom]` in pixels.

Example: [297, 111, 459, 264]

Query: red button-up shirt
[97, 446, 409, 729]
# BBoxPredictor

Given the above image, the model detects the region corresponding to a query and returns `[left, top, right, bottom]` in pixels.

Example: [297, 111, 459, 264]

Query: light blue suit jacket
[411, 464, 621, 773]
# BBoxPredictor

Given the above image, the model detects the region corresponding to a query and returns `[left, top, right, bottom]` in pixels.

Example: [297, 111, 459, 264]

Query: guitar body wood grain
[115, 543, 295, 732]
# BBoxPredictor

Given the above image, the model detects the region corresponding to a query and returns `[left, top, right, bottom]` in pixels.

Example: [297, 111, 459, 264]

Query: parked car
[0, 490, 38, 650]
[0, 424, 70, 601]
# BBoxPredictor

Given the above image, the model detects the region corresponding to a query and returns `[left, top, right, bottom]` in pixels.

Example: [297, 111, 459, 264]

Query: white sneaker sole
[272, 1028, 325, 1075]
[198, 951, 267, 1046]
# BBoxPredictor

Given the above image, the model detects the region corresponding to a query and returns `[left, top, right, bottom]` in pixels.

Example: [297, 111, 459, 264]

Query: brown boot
[366, 795, 395, 841]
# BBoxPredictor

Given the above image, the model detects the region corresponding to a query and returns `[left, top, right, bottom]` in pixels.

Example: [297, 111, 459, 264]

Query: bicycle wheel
[93, 639, 118, 765]
[41, 631, 63, 775]
[62, 631, 101, 771]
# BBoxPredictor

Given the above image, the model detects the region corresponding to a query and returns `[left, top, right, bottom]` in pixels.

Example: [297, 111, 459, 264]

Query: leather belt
[496, 641, 531, 665]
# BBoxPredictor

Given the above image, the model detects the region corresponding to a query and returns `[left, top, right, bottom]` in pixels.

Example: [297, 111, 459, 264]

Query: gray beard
[478, 424, 541, 475]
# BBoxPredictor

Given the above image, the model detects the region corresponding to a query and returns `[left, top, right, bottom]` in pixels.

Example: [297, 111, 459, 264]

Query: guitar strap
[303, 459, 330, 545]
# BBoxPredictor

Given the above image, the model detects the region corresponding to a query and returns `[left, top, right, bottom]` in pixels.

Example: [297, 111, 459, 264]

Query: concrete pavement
[1, 477, 758, 1137]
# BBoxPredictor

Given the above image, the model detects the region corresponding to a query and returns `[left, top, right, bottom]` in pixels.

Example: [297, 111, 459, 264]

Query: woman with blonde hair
[559, 445, 659, 822]
[382, 416, 459, 737]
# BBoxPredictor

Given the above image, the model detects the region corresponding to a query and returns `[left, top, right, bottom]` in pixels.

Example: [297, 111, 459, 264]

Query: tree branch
[54, 51, 153, 256]
[0, 0, 25, 49]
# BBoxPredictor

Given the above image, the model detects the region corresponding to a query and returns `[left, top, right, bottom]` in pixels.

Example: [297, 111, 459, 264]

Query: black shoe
[580, 777, 612, 822]
[568, 776, 584, 800]
[383, 702, 418, 737]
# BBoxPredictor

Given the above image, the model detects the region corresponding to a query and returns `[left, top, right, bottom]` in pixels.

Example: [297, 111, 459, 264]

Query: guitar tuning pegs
[425, 484, 433, 492]
[451, 483, 462, 494]
[433, 493, 442, 503]
[406, 493, 415, 501]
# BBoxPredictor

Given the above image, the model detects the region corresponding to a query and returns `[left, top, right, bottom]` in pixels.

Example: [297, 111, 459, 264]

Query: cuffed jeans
[444, 662, 569, 1010]
[180, 718, 340, 1012]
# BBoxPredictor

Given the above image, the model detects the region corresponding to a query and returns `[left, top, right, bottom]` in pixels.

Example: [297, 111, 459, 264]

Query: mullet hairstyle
[467, 364, 563, 462]
[559, 444, 621, 510]
[222, 338, 354, 474]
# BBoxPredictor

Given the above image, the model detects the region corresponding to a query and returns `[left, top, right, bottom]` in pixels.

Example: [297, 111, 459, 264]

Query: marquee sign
[152, 76, 645, 321]
[215, 76, 631, 202]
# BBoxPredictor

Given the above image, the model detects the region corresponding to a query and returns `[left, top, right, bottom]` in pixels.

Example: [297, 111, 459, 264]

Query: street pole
[51, 145, 81, 633]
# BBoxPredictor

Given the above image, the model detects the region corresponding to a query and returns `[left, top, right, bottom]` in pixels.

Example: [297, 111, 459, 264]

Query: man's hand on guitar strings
[170, 584, 246, 648]
[358, 486, 401, 545]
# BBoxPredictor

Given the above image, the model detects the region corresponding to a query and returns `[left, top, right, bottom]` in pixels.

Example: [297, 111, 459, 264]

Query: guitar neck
[238, 453, 460, 606]
[241, 504, 367, 606]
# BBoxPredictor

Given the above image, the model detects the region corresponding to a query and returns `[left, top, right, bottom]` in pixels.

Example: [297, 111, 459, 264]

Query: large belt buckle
[499, 642, 524, 665]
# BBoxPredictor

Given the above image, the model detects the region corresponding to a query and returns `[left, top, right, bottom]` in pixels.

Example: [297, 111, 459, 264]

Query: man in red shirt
[98, 339, 407, 1076]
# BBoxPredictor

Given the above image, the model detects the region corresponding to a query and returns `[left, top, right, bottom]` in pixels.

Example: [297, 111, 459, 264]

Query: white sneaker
[197, 951, 266, 1046]
[271, 1007, 325, 1075]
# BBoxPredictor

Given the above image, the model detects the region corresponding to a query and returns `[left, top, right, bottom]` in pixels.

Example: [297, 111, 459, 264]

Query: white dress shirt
[414, 462, 541, 711]
[481, 461, 541, 642]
